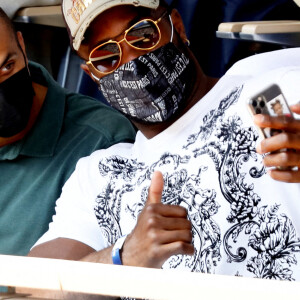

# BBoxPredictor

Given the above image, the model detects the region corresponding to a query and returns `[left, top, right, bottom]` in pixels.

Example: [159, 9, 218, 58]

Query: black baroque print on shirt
[95, 152, 221, 272]
[184, 86, 300, 280]
[94, 86, 300, 279]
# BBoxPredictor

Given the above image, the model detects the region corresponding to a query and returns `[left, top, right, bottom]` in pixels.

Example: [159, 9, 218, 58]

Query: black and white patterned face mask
[98, 42, 192, 123]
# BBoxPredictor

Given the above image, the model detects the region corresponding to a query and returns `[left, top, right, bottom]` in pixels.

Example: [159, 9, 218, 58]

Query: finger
[159, 217, 191, 230]
[268, 169, 300, 183]
[290, 103, 300, 115]
[145, 214, 191, 231]
[257, 132, 300, 153]
[263, 151, 300, 167]
[160, 241, 195, 259]
[144, 203, 188, 218]
[146, 241, 195, 268]
[253, 114, 300, 132]
[153, 229, 193, 244]
[147, 171, 164, 204]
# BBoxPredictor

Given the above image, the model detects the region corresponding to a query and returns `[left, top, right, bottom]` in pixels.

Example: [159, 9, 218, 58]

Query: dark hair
[159, 0, 170, 8]
[0, 7, 19, 42]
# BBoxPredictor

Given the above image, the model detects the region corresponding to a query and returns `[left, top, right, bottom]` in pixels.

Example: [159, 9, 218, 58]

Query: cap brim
[63, 0, 159, 51]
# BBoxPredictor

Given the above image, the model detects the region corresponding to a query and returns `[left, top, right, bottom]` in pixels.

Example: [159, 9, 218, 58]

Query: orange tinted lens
[90, 43, 120, 73]
[126, 20, 160, 49]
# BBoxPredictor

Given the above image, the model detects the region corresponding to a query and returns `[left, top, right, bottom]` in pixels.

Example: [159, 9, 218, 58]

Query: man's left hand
[254, 103, 300, 183]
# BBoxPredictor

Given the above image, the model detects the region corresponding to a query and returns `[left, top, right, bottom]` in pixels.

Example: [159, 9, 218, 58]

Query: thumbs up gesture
[121, 171, 194, 268]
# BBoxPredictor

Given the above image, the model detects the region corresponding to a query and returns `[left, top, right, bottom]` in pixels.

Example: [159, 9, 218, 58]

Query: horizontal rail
[1, 255, 300, 299]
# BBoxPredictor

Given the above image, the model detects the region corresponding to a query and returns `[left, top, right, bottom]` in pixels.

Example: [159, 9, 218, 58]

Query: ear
[80, 64, 98, 82]
[170, 9, 188, 42]
[16, 31, 26, 54]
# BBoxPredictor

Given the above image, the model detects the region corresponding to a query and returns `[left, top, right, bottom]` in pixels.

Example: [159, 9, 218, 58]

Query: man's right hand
[121, 171, 194, 268]
[29, 171, 194, 269]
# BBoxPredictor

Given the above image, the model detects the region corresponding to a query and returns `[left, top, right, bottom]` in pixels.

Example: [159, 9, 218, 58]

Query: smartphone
[247, 84, 293, 139]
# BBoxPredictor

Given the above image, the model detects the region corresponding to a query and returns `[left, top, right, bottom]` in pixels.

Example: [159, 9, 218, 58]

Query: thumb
[147, 171, 164, 204]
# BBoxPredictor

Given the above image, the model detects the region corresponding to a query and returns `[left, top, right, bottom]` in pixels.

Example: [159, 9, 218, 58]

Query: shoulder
[226, 47, 300, 77]
[239, 65, 300, 110]
[28, 61, 136, 142]
[65, 92, 136, 141]
[75, 142, 134, 174]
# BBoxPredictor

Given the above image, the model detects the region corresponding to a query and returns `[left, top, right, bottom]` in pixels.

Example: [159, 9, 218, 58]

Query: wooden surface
[1, 255, 300, 299]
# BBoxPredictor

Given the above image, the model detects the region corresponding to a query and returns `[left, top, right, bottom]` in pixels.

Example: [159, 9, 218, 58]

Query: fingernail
[256, 144, 262, 154]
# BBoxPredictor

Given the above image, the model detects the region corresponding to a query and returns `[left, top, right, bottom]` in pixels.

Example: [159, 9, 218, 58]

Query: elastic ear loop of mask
[16, 36, 31, 76]
[169, 15, 174, 42]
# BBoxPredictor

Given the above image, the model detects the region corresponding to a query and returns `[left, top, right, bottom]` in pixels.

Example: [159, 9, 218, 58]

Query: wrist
[112, 235, 127, 265]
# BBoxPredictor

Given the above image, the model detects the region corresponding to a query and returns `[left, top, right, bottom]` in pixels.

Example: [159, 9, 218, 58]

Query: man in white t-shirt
[30, 0, 300, 282]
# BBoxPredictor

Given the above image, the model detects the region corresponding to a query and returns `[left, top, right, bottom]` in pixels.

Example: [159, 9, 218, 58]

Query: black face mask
[0, 67, 34, 137]
[99, 42, 194, 124]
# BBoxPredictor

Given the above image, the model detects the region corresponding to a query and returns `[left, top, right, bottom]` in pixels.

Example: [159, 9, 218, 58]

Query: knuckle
[177, 206, 188, 217]
[186, 220, 192, 231]
[176, 241, 188, 253]
[146, 215, 159, 229]
[181, 220, 192, 231]
[187, 230, 193, 242]
[145, 203, 158, 215]
[179, 241, 194, 254]
[286, 171, 300, 183]
[189, 244, 196, 255]
[279, 151, 290, 164]
[149, 245, 160, 259]
[181, 230, 193, 243]
[182, 206, 188, 216]
[168, 204, 186, 216]
[279, 132, 290, 146]
[148, 228, 159, 242]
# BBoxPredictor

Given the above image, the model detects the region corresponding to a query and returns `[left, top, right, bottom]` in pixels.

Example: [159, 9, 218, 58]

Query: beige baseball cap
[294, 0, 300, 7]
[62, 0, 160, 51]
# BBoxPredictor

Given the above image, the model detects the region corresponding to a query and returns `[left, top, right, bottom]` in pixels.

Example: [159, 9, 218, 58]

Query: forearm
[80, 245, 113, 264]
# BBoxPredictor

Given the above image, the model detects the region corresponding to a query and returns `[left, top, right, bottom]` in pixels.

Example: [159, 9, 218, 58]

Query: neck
[0, 82, 47, 148]
[134, 54, 219, 139]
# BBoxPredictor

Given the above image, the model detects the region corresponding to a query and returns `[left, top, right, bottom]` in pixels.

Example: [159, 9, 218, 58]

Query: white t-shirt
[36, 48, 300, 280]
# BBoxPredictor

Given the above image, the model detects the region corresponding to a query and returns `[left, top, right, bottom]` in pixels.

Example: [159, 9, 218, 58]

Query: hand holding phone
[247, 84, 300, 175]
[247, 84, 294, 139]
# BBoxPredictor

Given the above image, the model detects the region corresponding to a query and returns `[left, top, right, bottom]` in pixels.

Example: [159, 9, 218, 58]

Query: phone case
[247, 84, 293, 139]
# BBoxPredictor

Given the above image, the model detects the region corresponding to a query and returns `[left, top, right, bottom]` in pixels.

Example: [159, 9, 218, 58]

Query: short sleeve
[33, 151, 108, 251]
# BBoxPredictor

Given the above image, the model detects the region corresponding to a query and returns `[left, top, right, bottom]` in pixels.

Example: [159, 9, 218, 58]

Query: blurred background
[3, 0, 300, 103]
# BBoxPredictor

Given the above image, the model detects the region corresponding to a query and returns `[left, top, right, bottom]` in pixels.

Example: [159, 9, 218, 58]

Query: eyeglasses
[86, 11, 168, 77]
